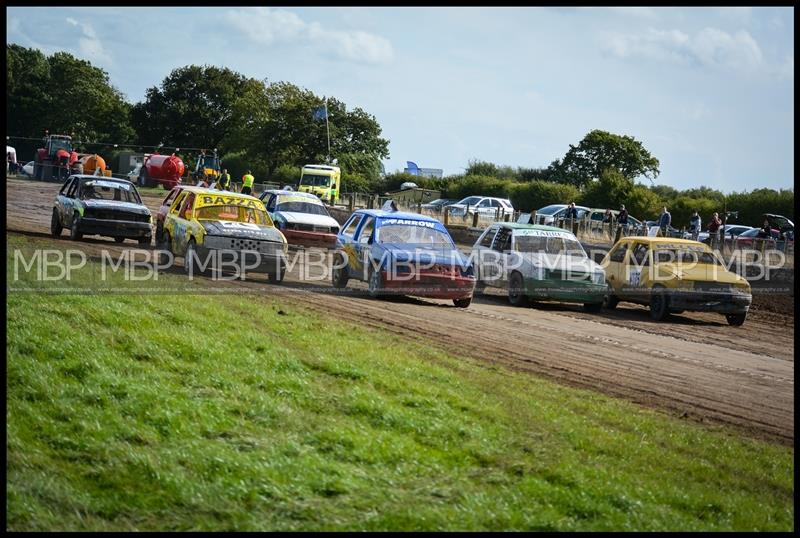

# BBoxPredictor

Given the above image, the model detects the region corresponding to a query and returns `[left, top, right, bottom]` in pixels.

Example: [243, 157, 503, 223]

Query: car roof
[262, 189, 320, 199]
[491, 222, 569, 233]
[73, 174, 132, 185]
[353, 209, 441, 222]
[618, 237, 707, 246]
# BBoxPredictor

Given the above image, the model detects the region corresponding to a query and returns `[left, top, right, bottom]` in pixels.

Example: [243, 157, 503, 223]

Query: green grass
[6, 235, 794, 531]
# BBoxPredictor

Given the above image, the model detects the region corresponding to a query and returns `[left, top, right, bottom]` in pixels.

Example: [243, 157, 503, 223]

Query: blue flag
[313, 105, 327, 121]
[406, 161, 420, 176]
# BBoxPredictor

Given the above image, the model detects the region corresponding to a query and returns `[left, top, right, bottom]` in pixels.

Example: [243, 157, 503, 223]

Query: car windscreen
[377, 224, 453, 246]
[276, 200, 330, 216]
[653, 247, 723, 266]
[80, 181, 141, 203]
[456, 196, 481, 206]
[195, 205, 271, 226]
[514, 235, 587, 257]
[300, 174, 331, 187]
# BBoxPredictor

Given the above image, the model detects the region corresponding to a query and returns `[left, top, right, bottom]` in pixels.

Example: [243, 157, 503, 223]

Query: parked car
[472, 223, 606, 311]
[532, 204, 590, 226]
[683, 224, 753, 245]
[446, 196, 514, 218]
[601, 236, 752, 325]
[421, 198, 457, 212]
[126, 162, 142, 184]
[732, 227, 793, 251]
[50, 175, 152, 244]
[259, 189, 340, 248]
[19, 161, 35, 178]
[158, 187, 287, 281]
[644, 220, 683, 238]
[586, 208, 642, 229]
[332, 202, 476, 307]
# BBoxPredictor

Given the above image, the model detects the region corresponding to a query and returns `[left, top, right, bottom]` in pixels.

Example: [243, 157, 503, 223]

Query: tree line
[6, 44, 793, 229]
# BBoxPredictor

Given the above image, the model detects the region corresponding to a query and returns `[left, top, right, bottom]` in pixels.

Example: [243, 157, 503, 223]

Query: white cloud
[66, 17, 113, 68]
[225, 7, 393, 65]
[604, 26, 765, 75]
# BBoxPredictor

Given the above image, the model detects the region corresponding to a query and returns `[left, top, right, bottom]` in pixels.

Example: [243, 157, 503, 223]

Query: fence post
[443, 207, 450, 226]
[504, 213, 510, 222]
[472, 211, 479, 228]
[530, 210, 537, 225]
[348, 193, 355, 212]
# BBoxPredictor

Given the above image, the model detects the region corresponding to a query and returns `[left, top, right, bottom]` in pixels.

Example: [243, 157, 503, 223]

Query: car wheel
[726, 312, 747, 326]
[184, 239, 197, 276]
[332, 254, 349, 289]
[368, 265, 385, 298]
[453, 297, 472, 308]
[138, 235, 152, 247]
[508, 271, 528, 307]
[50, 209, 63, 237]
[268, 266, 285, 284]
[583, 302, 603, 313]
[70, 213, 83, 241]
[604, 283, 619, 310]
[114, 237, 125, 243]
[157, 231, 172, 266]
[649, 285, 669, 321]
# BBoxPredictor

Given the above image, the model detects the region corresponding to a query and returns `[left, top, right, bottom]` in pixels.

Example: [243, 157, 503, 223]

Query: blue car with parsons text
[332, 202, 476, 307]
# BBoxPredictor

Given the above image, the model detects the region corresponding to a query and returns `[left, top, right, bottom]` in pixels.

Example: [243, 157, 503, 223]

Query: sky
[6, 6, 795, 193]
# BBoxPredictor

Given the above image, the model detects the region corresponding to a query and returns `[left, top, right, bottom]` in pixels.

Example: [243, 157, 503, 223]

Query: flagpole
[324, 99, 331, 162]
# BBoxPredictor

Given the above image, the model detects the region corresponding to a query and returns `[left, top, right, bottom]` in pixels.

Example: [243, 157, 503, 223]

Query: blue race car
[332, 202, 476, 307]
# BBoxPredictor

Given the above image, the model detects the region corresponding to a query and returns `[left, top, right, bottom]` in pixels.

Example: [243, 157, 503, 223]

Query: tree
[578, 168, 633, 209]
[7, 45, 134, 159]
[132, 65, 248, 153]
[551, 130, 660, 187]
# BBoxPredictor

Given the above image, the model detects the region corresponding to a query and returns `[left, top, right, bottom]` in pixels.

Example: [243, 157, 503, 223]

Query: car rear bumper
[667, 291, 752, 314]
[381, 271, 476, 299]
[282, 229, 338, 249]
[79, 218, 151, 238]
[525, 279, 606, 304]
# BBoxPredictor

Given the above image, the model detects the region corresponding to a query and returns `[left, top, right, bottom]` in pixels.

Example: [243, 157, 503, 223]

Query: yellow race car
[159, 187, 288, 282]
[601, 236, 752, 325]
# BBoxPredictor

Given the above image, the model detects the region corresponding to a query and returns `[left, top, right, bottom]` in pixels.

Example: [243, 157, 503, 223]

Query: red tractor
[34, 134, 79, 181]
[137, 153, 186, 189]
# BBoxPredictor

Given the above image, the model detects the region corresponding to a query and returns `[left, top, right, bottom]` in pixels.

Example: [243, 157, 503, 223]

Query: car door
[60, 176, 81, 226]
[55, 176, 74, 226]
[338, 213, 364, 277]
[353, 215, 376, 279]
[605, 241, 629, 294]
[474, 225, 500, 285]
[489, 226, 513, 287]
[476, 198, 492, 215]
[624, 241, 650, 299]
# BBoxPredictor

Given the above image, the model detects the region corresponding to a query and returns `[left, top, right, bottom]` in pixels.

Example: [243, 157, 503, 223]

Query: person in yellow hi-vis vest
[241, 170, 254, 195]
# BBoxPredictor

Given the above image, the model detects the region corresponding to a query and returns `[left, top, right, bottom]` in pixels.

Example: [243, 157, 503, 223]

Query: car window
[179, 194, 196, 220]
[630, 243, 649, 266]
[341, 214, 362, 237]
[65, 177, 79, 198]
[171, 192, 188, 214]
[162, 188, 178, 208]
[478, 199, 491, 208]
[491, 227, 512, 252]
[609, 243, 628, 263]
[479, 226, 499, 248]
[265, 194, 277, 212]
[357, 216, 375, 244]
[60, 177, 74, 195]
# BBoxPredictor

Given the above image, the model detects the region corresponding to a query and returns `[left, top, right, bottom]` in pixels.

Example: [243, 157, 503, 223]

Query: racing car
[332, 202, 476, 307]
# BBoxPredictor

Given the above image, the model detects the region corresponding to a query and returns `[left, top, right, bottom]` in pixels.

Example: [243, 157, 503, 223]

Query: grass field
[6, 236, 794, 531]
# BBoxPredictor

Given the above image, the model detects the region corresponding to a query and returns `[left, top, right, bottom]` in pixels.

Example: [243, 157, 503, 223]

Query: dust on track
[6, 179, 795, 444]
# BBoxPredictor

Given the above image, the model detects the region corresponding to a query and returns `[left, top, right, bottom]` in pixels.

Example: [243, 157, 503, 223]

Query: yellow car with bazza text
[601, 236, 752, 325]
[159, 187, 288, 282]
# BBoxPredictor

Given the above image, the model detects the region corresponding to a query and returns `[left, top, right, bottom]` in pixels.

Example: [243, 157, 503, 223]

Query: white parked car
[683, 224, 753, 244]
[446, 196, 514, 218]
[19, 161, 35, 177]
[532, 204, 590, 225]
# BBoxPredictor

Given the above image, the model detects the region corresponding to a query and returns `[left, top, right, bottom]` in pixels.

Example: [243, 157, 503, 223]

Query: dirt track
[6, 179, 795, 444]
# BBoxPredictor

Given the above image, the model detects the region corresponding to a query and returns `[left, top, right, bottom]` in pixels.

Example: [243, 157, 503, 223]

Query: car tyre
[583, 302, 603, 313]
[453, 297, 472, 308]
[726, 312, 747, 326]
[138, 235, 152, 247]
[368, 265, 385, 298]
[268, 266, 285, 284]
[184, 238, 197, 276]
[50, 209, 63, 237]
[649, 285, 670, 321]
[508, 271, 528, 307]
[604, 283, 619, 310]
[70, 213, 83, 241]
[332, 254, 349, 289]
[157, 231, 172, 266]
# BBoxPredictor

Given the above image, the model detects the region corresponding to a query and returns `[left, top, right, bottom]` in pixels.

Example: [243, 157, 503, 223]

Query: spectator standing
[565, 202, 578, 219]
[689, 210, 702, 241]
[658, 206, 671, 235]
[707, 212, 722, 248]
[603, 208, 613, 223]
[218, 168, 231, 191]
